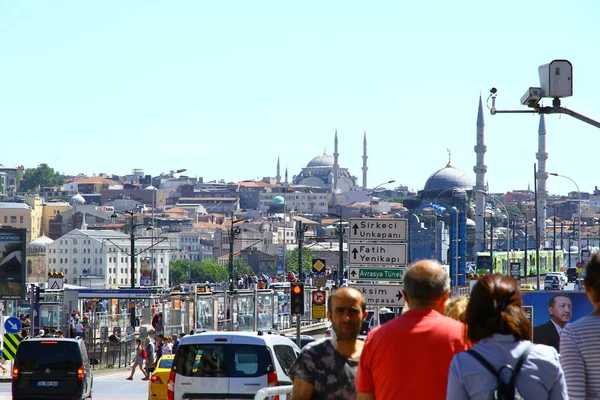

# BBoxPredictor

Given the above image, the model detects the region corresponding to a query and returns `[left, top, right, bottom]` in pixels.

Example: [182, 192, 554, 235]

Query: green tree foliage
[232, 259, 252, 277]
[20, 163, 63, 192]
[169, 260, 195, 285]
[197, 259, 229, 283]
[169, 259, 230, 286]
[285, 247, 315, 274]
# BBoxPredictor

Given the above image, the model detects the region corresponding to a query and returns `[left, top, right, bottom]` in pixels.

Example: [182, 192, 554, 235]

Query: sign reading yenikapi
[348, 218, 408, 241]
[350, 284, 405, 306]
[348, 243, 407, 266]
[348, 266, 405, 282]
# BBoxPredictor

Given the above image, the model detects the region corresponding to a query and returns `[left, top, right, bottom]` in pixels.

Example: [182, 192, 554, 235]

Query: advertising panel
[521, 291, 593, 352]
[140, 257, 152, 286]
[0, 228, 26, 300]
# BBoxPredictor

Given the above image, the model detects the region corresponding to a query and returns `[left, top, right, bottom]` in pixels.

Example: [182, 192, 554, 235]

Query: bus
[475, 249, 564, 277]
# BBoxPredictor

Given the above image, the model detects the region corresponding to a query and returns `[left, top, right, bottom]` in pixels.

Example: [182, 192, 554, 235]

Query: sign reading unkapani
[0, 228, 27, 300]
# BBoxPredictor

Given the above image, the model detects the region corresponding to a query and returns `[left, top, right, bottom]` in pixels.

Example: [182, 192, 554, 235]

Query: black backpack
[467, 343, 534, 400]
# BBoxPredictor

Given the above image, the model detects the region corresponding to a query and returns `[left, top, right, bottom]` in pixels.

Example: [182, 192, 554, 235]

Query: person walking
[357, 260, 470, 400]
[447, 274, 567, 399]
[155, 334, 164, 365]
[289, 286, 367, 399]
[126, 338, 149, 381]
[144, 337, 155, 377]
[561, 251, 600, 399]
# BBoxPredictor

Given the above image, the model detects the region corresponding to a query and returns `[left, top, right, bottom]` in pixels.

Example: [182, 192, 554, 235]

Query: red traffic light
[291, 285, 302, 294]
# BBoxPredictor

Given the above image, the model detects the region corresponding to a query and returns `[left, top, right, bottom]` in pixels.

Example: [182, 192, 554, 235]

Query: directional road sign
[348, 266, 405, 282]
[4, 316, 22, 334]
[350, 284, 405, 306]
[348, 243, 407, 266]
[348, 218, 408, 241]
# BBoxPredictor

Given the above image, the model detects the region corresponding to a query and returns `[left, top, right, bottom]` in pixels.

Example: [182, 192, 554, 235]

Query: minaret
[81, 213, 88, 230]
[284, 167, 288, 186]
[333, 130, 339, 192]
[537, 114, 548, 242]
[362, 131, 368, 190]
[473, 95, 487, 252]
[276, 156, 281, 184]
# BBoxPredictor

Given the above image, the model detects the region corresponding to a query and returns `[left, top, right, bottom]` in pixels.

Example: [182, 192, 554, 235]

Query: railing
[254, 385, 293, 400]
[86, 334, 137, 369]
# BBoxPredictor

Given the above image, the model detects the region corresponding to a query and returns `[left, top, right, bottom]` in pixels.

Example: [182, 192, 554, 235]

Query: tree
[20, 163, 63, 192]
[169, 259, 196, 286]
[285, 247, 315, 274]
[232, 259, 252, 277]
[197, 259, 228, 283]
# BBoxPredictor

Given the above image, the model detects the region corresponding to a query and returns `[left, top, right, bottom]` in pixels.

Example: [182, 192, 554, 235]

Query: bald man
[288, 286, 367, 400]
[356, 260, 470, 400]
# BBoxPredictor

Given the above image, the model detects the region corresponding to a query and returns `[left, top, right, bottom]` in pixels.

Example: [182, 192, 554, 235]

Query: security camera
[520, 87, 542, 108]
[490, 87, 497, 94]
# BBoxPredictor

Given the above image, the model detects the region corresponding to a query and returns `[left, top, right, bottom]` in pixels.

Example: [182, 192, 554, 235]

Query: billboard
[0, 228, 27, 299]
[521, 291, 592, 352]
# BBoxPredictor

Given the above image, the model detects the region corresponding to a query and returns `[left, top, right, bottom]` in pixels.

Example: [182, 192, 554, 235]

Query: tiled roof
[72, 177, 120, 185]
[179, 197, 237, 202]
[235, 181, 275, 188]
[164, 207, 188, 214]
[193, 222, 226, 230]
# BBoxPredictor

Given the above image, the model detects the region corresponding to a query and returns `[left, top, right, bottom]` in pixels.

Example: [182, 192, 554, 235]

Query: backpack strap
[467, 349, 499, 378]
[509, 343, 534, 386]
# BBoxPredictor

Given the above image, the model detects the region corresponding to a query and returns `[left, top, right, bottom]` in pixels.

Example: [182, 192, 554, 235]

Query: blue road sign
[4, 317, 22, 334]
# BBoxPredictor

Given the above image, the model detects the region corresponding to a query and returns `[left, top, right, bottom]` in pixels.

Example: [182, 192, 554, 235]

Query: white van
[167, 331, 300, 400]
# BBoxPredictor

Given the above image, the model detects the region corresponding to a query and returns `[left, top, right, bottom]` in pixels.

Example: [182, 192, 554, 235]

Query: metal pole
[489, 216, 493, 274]
[553, 206, 557, 272]
[534, 164, 541, 290]
[524, 219, 528, 277]
[296, 220, 303, 348]
[339, 214, 344, 288]
[454, 211, 458, 286]
[130, 215, 136, 329]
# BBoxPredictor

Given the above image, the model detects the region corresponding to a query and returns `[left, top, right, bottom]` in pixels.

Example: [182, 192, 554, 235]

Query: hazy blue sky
[1, 1, 598, 195]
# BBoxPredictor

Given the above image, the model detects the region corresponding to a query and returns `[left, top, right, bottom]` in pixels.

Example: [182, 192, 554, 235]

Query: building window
[10, 216, 16, 223]
[19, 216, 23, 223]
[73, 239, 77, 245]
[73, 258, 77, 264]
[3, 216, 6, 223]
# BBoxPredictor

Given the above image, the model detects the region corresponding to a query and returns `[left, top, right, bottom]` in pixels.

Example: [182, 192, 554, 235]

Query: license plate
[37, 381, 59, 387]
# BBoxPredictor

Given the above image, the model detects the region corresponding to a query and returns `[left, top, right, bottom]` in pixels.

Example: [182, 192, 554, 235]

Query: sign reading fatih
[349, 218, 408, 241]
[348, 243, 407, 266]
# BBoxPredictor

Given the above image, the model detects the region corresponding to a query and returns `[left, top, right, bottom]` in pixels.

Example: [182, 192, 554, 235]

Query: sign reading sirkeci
[348, 218, 408, 241]
[350, 284, 404, 306]
[348, 243, 407, 266]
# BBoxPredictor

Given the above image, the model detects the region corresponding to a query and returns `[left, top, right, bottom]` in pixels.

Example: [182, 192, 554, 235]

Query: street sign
[348, 218, 408, 241]
[348, 243, 407, 266]
[312, 258, 326, 273]
[348, 266, 405, 282]
[48, 277, 64, 290]
[312, 290, 326, 305]
[1, 333, 22, 360]
[4, 316, 21, 334]
[350, 284, 405, 306]
[510, 262, 521, 280]
[312, 304, 326, 319]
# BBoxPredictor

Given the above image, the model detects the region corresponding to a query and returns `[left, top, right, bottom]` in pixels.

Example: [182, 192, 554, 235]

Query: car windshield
[16, 341, 80, 369]
[159, 358, 174, 369]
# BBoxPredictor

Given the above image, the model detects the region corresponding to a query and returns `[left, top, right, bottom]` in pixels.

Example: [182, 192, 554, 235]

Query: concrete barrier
[280, 321, 330, 336]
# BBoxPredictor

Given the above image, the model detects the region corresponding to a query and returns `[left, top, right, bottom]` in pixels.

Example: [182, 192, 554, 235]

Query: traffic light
[290, 282, 304, 315]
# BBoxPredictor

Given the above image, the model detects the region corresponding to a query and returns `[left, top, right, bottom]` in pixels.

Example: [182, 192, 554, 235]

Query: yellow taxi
[520, 283, 535, 291]
[148, 354, 175, 400]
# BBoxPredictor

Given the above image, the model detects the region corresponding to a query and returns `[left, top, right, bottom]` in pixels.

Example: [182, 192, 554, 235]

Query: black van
[567, 267, 578, 282]
[12, 338, 96, 400]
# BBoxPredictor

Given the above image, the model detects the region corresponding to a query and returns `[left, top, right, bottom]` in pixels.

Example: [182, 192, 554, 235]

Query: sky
[1, 1, 599, 196]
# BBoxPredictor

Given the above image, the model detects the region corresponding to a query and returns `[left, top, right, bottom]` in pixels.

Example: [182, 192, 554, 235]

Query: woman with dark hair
[447, 274, 567, 399]
[561, 251, 600, 399]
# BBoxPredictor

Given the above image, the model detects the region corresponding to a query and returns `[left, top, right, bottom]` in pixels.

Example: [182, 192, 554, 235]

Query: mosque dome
[423, 162, 474, 191]
[70, 193, 86, 205]
[29, 235, 54, 247]
[272, 196, 285, 205]
[306, 152, 341, 168]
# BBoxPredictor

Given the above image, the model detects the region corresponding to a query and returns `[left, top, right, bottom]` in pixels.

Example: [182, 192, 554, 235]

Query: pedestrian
[75, 320, 84, 338]
[155, 334, 164, 364]
[144, 337, 155, 377]
[446, 273, 567, 399]
[289, 286, 367, 399]
[444, 296, 469, 323]
[356, 259, 470, 400]
[171, 334, 180, 353]
[162, 336, 173, 355]
[126, 338, 149, 381]
[561, 251, 600, 399]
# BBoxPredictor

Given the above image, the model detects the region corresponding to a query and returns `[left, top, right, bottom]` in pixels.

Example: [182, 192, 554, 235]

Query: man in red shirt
[356, 260, 469, 400]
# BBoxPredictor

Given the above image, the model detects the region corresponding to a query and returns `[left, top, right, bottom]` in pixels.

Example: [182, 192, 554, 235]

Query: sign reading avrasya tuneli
[348, 218, 408, 241]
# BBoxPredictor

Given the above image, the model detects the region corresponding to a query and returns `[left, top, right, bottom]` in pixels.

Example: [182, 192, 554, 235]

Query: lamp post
[552, 205, 557, 272]
[321, 210, 346, 287]
[368, 180, 395, 216]
[145, 185, 157, 286]
[111, 209, 145, 328]
[549, 172, 581, 259]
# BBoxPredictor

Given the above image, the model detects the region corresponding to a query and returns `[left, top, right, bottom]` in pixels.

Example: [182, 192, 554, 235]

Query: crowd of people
[288, 255, 600, 399]
[126, 332, 186, 381]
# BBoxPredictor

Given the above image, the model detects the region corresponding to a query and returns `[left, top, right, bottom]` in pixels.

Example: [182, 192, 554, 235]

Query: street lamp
[549, 173, 581, 257]
[368, 180, 395, 216]
[477, 190, 510, 265]
[111, 209, 146, 328]
[145, 185, 158, 286]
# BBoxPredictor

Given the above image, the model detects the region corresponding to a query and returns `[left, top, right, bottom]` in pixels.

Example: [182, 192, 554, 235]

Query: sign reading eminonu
[348, 218, 408, 241]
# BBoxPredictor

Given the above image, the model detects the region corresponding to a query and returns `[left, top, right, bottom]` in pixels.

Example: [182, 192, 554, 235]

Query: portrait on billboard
[0, 228, 27, 299]
[521, 291, 593, 353]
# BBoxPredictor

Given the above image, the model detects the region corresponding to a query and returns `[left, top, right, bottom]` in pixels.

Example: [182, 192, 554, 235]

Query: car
[520, 284, 536, 291]
[149, 354, 175, 400]
[324, 324, 334, 339]
[544, 275, 563, 291]
[567, 267, 578, 282]
[167, 331, 300, 400]
[284, 334, 316, 348]
[367, 308, 396, 331]
[268, 282, 291, 291]
[12, 337, 96, 400]
[547, 272, 568, 286]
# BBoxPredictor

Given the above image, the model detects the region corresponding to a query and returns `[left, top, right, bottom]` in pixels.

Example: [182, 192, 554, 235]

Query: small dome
[424, 163, 473, 191]
[70, 193, 86, 205]
[30, 235, 54, 247]
[272, 196, 285, 205]
[307, 152, 341, 168]
[466, 218, 476, 227]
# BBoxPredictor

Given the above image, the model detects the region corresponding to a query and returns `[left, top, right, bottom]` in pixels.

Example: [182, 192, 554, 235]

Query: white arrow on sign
[348, 243, 407, 266]
[348, 218, 408, 241]
[350, 284, 405, 306]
